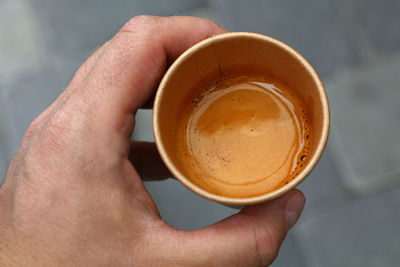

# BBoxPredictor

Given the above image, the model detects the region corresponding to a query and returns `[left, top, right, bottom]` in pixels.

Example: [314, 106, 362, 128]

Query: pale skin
[0, 16, 305, 266]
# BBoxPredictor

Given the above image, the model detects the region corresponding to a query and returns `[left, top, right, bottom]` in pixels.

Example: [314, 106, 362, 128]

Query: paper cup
[153, 32, 329, 206]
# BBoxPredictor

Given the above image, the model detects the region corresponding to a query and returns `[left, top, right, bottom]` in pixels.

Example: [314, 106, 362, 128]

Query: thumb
[182, 190, 305, 266]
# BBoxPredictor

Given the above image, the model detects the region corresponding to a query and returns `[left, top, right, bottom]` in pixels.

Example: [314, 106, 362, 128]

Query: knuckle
[21, 114, 47, 150]
[22, 104, 56, 146]
[35, 107, 73, 154]
[253, 223, 280, 265]
[39, 120, 66, 150]
[199, 17, 219, 27]
[20, 101, 79, 165]
[192, 17, 223, 36]
[121, 15, 159, 34]
[23, 118, 40, 143]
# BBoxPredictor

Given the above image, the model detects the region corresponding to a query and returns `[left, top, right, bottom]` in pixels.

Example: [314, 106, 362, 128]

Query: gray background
[1, 0, 400, 266]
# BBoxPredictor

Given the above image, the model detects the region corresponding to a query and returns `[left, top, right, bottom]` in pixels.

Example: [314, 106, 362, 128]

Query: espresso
[176, 75, 311, 198]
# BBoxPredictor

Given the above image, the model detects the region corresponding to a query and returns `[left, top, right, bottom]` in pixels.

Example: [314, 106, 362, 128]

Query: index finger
[69, 16, 227, 137]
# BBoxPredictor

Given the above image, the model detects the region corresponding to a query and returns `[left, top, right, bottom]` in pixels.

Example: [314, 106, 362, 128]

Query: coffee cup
[153, 32, 329, 206]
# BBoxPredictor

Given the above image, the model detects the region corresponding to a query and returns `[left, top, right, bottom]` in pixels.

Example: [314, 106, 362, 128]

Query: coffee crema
[176, 75, 311, 198]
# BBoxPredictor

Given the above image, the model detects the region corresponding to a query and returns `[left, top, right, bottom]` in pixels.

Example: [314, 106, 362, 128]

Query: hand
[0, 16, 305, 266]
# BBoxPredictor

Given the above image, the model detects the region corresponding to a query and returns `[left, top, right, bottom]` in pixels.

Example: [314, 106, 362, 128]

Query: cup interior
[153, 32, 329, 205]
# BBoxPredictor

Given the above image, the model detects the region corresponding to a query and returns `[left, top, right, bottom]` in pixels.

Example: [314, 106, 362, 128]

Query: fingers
[69, 16, 227, 139]
[128, 141, 172, 181]
[181, 190, 305, 266]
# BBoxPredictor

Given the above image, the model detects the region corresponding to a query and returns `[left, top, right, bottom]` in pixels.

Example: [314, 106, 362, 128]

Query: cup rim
[153, 32, 330, 205]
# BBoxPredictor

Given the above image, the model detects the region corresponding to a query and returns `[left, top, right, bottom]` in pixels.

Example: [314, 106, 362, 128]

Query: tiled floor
[1, 0, 399, 266]
[297, 186, 400, 266]
[210, 0, 359, 78]
[327, 52, 400, 194]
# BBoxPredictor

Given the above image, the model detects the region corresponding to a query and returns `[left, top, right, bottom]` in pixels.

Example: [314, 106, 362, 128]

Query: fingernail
[285, 191, 305, 229]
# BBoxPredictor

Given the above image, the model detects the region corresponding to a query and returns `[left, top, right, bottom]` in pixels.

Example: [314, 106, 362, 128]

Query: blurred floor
[1, 0, 400, 266]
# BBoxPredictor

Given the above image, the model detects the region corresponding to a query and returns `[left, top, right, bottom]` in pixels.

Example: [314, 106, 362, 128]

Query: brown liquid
[176, 75, 311, 198]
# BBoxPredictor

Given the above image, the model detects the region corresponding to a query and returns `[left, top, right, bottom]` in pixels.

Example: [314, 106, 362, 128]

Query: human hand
[0, 16, 305, 266]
